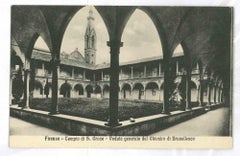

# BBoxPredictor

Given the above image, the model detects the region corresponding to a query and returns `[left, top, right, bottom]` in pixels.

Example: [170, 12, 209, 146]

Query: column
[101, 71, 104, 81]
[198, 80, 204, 107]
[144, 65, 147, 78]
[185, 68, 191, 110]
[105, 40, 123, 127]
[72, 67, 75, 79]
[214, 85, 217, 104]
[23, 68, 30, 109]
[159, 63, 161, 76]
[93, 73, 96, 82]
[83, 70, 86, 80]
[218, 86, 221, 103]
[162, 56, 171, 114]
[42, 62, 45, 75]
[120, 68, 123, 80]
[207, 81, 212, 106]
[49, 58, 60, 114]
[176, 61, 179, 75]
[131, 67, 133, 79]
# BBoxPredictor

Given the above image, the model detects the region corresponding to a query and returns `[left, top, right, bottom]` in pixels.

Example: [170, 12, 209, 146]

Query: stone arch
[60, 6, 110, 53]
[60, 82, 72, 98]
[94, 85, 102, 98]
[121, 8, 163, 61]
[85, 84, 93, 98]
[33, 80, 43, 98]
[121, 83, 131, 99]
[73, 84, 84, 98]
[132, 83, 144, 100]
[103, 84, 110, 98]
[145, 82, 159, 101]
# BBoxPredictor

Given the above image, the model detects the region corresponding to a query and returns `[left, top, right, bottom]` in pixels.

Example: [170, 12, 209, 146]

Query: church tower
[84, 8, 97, 65]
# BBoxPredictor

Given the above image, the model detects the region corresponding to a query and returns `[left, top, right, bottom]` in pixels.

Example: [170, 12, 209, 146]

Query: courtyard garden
[29, 98, 202, 121]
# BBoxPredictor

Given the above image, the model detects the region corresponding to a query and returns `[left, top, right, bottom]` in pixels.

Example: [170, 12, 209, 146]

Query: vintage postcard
[9, 5, 233, 148]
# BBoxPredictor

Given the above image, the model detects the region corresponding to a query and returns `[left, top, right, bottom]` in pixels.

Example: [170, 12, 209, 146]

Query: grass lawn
[29, 98, 201, 121]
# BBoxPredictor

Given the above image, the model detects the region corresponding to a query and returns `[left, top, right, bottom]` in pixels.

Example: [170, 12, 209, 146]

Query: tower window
[92, 54, 94, 57]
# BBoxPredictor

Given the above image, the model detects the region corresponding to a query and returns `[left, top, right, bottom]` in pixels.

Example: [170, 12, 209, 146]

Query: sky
[34, 6, 183, 64]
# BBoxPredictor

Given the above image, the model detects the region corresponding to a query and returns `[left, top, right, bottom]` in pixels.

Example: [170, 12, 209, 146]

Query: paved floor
[10, 107, 230, 136]
[10, 117, 66, 135]
[151, 107, 230, 136]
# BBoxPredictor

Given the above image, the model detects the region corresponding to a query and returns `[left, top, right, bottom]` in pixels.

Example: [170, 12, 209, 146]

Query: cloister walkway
[151, 107, 230, 136]
[10, 107, 230, 136]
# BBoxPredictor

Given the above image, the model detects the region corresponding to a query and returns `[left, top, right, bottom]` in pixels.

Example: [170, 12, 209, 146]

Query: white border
[1, 0, 240, 155]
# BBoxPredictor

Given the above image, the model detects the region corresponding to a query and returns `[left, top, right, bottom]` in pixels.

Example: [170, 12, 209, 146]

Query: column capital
[107, 40, 123, 54]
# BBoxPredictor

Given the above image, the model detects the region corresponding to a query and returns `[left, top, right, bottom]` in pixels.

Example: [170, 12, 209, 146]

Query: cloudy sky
[34, 6, 183, 64]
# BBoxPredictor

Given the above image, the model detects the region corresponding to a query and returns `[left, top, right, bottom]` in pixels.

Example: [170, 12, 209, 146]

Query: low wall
[10, 105, 217, 136]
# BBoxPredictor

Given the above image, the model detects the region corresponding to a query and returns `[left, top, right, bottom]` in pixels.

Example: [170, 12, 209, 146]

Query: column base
[161, 110, 171, 115]
[22, 106, 29, 109]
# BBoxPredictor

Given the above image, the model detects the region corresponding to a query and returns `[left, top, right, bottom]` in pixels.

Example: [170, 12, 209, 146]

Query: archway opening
[86, 85, 93, 98]
[103, 85, 110, 98]
[132, 83, 144, 100]
[73, 84, 84, 98]
[33, 80, 43, 98]
[145, 82, 159, 101]
[60, 82, 72, 98]
[121, 83, 131, 99]
[60, 6, 109, 65]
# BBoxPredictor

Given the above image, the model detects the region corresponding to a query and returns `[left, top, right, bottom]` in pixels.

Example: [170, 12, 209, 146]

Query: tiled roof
[31, 48, 184, 70]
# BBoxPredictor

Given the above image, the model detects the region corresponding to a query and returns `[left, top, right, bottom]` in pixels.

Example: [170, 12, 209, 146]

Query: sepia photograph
[9, 5, 233, 148]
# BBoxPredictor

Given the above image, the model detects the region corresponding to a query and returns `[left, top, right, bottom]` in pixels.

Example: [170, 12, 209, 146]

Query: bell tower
[84, 8, 97, 65]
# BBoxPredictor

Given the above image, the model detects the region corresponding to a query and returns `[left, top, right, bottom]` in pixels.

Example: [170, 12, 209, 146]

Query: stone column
[50, 58, 60, 114]
[214, 84, 217, 104]
[105, 40, 123, 127]
[162, 56, 171, 114]
[198, 80, 204, 107]
[176, 61, 179, 75]
[131, 67, 133, 79]
[207, 81, 212, 106]
[218, 86, 221, 103]
[83, 70, 86, 81]
[159, 63, 161, 76]
[144, 65, 147, 78]
[185, 68, 191, 110]
[23, 68, 30, 109]
[120, 68, 123, 80]
[101, 71, 104, 81]
[72, 67, 75, 79]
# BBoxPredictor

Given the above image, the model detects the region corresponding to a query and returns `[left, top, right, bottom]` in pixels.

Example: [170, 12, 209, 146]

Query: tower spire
[84, 7, 97, 65]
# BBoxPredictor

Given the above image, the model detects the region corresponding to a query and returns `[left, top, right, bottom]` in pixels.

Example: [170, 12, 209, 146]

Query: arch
[145, 82, 159, 101]
[33, 80, 43, 98]
[73, 84, 84, 97]
[103, 84, 110, 98]
[94, 85, 102, 93]
[11, 50, 23, 70]
[60, 6, 110, 64]
[121, 83, 131, 99]
[132, 83, 144, 100]
[11, 38, 25, 65]
[120, 8, 163, 62]
[60, 82, 72, 98]
[85, 84, 93, 98]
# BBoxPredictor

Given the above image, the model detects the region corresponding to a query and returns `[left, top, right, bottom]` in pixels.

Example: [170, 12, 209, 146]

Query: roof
[31, 48, 184, 70]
